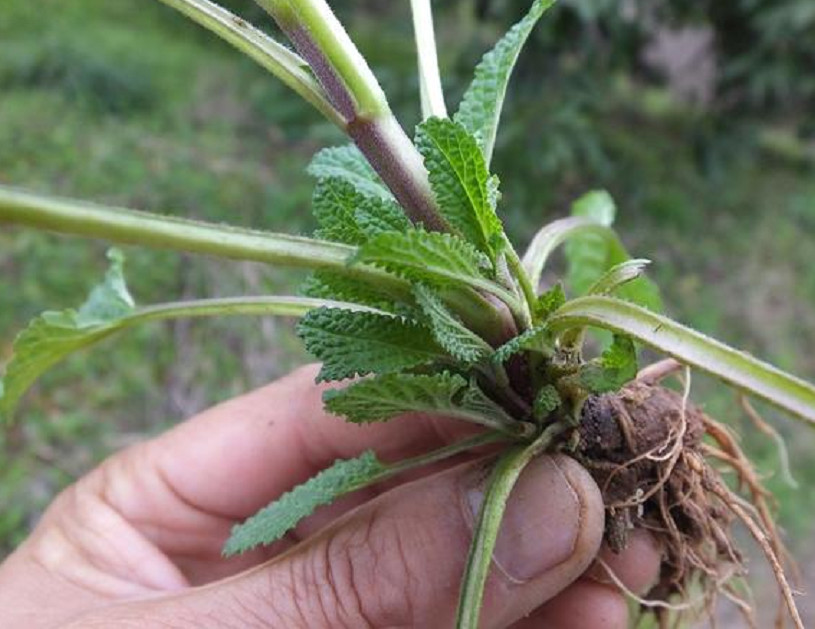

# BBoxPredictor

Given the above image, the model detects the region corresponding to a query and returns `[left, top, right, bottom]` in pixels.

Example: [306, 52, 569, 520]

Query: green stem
[133, 296, 381, 321]
[384, 431, 507, 477]
[521, 217, 621, 291]
[279, 0, 390, 118]
[548, 296, 815, 426]
[155, 0, 343, 127]
[410, 0, 448, 119]
[456, 423, 566, 628]
[0, 186, 505, 345]
[503, 237, 536, 326]
[0, 185, 388, 280]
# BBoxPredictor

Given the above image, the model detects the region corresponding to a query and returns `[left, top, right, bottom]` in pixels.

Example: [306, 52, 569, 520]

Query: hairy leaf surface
[354, 197, 412, 237]
[415, 117, 504, 260]
[354, 229, 494, 291]
[533, 384, 561, 420]
[493, 324, 552, 364]
[455, 0, 555, 164]
[224, 451, 386, 555]
[312, 178, 367, 245]
[414, 285, 492, 365]
[297, 308, 446, 381]
[301, 270, 405, 313]
[323, 372, 467, 423]
[534, 283, 566, 320]
[307, 144, 393, 200]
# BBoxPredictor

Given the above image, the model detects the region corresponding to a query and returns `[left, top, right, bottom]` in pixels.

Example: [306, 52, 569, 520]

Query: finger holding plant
[1, 1, 813, 627]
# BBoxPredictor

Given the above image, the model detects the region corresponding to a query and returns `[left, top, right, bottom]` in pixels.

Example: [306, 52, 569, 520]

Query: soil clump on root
[574, 379, 803, 628]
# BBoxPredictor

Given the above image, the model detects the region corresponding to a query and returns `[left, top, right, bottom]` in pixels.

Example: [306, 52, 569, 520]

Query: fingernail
[464, 456, 580, 583]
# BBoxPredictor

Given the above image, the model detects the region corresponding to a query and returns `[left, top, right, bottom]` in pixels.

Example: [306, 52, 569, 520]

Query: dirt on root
[574, 382, 800, 628]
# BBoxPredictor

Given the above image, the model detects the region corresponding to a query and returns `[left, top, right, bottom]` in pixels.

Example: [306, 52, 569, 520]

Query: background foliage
[1, 0, 814, 619]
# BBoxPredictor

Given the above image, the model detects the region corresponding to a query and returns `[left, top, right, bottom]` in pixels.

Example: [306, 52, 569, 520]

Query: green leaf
[297, 308, 446, 381]
[0, 250, 135, 421]
[493, 324, 552, 364]
[521, 216, 618, 290]
[325, 371, 528, 434]
[565, 190, 618, 297]
[312, 178, 367, 245]
[586, 259, 651, 296]
[415, 117, 504, 260]
[565, 191, 662, 311]
[324, 372, 467, 423]
[455, 0, 555, 165]
[534, 283, 566, 320]
[354, 229, 505, 297]
[224, 450, 387, 555]
[223, 431, 508, 557]
[414, 285, 492, 365]
[579, 334, 639, 393]
[533, 384, 561, 420]
[354, 196, 412, 237]
[547, 296, 815, 426]
[301, 270, 406, 313]
[312, 177, 410, 245]
[0, 254, 343, 421]
[307, 144, 393, 200]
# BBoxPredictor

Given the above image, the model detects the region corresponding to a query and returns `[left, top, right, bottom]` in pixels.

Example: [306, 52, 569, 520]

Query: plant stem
[0, 186, 506, 344]
[455, 423, 566, 628]
[133, 296, 382, 321]
[521, 217, 621, 290]
[347, 115, 447, 231]
[384, 431, 507, 477]
[255, 0, 448, 232]
[548, 295, 815, 427]
[503, 238, 535, 326]
[0, 186, 345, 266]
[269, 0, 390, 118]
[410, 0, 448, 119]
[155, 0, 343, 127]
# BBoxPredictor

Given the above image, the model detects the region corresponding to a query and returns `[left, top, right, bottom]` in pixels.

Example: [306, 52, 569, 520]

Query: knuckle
[282, 507, 426, 628]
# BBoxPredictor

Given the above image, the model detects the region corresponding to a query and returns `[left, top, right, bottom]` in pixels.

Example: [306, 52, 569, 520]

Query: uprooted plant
[1, 1, 814, 627]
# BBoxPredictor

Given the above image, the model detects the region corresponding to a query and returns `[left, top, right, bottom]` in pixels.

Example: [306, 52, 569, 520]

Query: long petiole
[410, 0, 448, 119]
[455, 422, 566, 628]
[384, 431, 508, 477]
[0, 185, 405, 288]
[503, 237, 536, 327]
[155, 0, 344, 127]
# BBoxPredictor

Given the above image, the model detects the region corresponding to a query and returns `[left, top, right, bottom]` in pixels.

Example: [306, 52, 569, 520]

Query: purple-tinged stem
[347, 115, 447, 231]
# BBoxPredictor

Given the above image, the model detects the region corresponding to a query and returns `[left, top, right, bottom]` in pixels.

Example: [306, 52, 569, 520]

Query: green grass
[2, 0, 815, 564]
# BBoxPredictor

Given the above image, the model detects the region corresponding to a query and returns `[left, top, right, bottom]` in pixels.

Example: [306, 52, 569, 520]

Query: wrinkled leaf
[224, 451, 387, 555]
[297, 308, 446, 381]
[415, 117, 504, 261]
[307, 144, 393, 200]
[414, 285, 492, 365]
[455, 0, 555, 164]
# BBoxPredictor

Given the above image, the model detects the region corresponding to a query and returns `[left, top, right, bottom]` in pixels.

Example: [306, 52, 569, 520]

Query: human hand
[0, 364, 660, 628]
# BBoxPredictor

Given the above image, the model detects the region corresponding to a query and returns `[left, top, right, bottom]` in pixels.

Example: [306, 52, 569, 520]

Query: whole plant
[1, 1, 813, 627]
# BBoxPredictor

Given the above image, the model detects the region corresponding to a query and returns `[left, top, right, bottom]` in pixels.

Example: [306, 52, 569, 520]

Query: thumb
[69, 454, 604, 628]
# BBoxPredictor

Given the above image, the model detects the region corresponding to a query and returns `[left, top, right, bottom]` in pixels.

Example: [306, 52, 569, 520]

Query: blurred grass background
[1, 0, 814, 620]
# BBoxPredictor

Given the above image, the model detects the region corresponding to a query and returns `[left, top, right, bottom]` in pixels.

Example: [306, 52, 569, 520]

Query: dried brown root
[573, 375, 803, 628]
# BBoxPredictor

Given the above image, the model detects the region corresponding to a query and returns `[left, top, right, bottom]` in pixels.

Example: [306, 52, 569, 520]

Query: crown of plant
[1, 1, 813, 627]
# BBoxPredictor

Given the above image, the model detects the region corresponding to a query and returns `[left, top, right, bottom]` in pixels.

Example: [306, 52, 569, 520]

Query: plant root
[573, 378, 803, 628]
